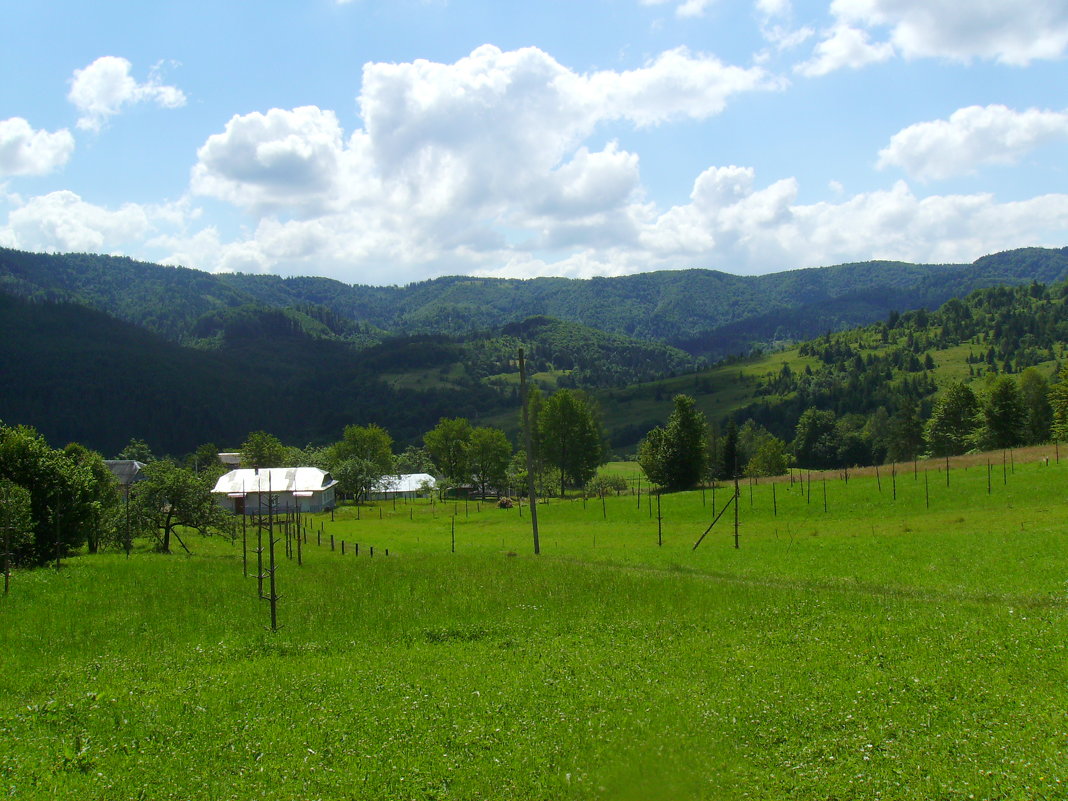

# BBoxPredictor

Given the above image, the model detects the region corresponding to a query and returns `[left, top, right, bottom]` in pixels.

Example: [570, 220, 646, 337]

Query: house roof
[212, 467, 338, 495]
[104, 460, 147, 486]
[372, 473, 437, 493]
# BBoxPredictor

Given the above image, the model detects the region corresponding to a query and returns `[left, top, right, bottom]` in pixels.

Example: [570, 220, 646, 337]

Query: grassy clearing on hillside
[2, 452, 1067, 799]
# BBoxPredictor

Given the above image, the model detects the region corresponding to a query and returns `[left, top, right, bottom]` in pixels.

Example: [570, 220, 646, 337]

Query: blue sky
[2, 0, 1067, 285]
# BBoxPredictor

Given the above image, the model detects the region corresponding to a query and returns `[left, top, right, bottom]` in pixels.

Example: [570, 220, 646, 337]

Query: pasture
[2, 452, 1067, 799]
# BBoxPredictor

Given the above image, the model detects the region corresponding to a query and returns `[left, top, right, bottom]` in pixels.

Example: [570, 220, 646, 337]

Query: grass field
[2, 452, 1067, 799]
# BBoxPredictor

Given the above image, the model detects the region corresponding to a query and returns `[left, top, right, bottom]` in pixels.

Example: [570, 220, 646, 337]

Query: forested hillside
[4, 245, 1068, 461]
[4, 246, 1068, 359]
[597, 278, 1068, 472]
[0, 294, 507, 455]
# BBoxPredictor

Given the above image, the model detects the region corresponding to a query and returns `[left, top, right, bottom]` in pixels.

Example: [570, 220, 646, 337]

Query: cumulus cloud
[878, 105, 1068, 181]
[184, 45, 780, 280]
[191, 106, 358, 215]
[68, 56, 186, 132]
[0, 190, 193, 255]
[755, 0, 814, 52]
[0, 118, 75, 177]
[828, 0, 1068, 66]
[26, 43, 1064, 285]
[633, 169, 1068, 274]
[795, 23, 893, 76]
[169, 43, 1068, 283]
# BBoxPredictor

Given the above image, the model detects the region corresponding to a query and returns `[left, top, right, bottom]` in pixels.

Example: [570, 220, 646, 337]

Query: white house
[368, 472, 437, 501]
[212, 467, 338, 514]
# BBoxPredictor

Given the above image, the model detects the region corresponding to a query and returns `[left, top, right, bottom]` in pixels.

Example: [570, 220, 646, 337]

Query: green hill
[5, 245, 1068, 359]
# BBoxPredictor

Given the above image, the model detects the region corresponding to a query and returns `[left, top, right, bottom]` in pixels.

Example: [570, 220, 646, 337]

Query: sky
[1, 1, 1067, 286]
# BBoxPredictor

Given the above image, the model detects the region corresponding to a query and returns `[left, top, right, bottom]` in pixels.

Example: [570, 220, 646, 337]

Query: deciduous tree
[1018, 368, 1052, 445]
[538, 390, 604, 496]
[467, 427, 512, 498]
[240, 431, 288, 469]
[925, 382, 980, 456]
[129, 460, 228, 553]
[424, 417, 474, 487]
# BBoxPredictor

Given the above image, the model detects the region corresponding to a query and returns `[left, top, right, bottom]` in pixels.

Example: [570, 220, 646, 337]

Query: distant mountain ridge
[3, 246, 1068, 359]
[3, 244, 1068, 456]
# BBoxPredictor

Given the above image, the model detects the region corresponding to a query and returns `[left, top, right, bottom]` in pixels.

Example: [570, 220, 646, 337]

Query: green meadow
[3, 454, 1067, 799]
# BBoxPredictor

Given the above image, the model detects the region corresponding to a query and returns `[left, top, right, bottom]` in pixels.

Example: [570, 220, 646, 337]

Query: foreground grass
[2, 456, 1067, 799]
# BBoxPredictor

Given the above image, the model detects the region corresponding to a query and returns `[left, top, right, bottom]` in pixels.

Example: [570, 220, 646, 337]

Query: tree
[327, 424, 394, 501]
[1049, 366, 1068, 441]
[1018, 368, 1052, 445]
[467, 427, 512, 497]
[717, 418, 739, 479]
[0, 479, 33, 564]
[0, 423, 102, 564]
[637, 395, 709, 491]
[863, 407, 892, 465]
[187, 443, 223, 476]
[129, 460, 228, 553]
[637, 427, 670, 487]
[240, 431, 288, 469]
[518, 387, 548, 492]
[117, 437, 154, 463]
[62, 442, 120, 554]
[977, 375, 1025, 450]
[925, 382, 980, 456]
[538, 390, 605, 496]
[886, 396, 924, 463]
[394, 445, 435, 474]
[331, 457, 384, 503]
[336, 424, 393, 472]
[424, 417, 474, 487]
[835, 415, 871, 468]
[791, 408, 839, 469]
[745, 437, 789, 477]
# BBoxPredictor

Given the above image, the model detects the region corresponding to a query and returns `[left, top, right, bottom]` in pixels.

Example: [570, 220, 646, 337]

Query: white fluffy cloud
[633, 170, 1068, 273]
[755, 0, 814, 52]
[184, 45, 780, 279]
[12, 42, 1066, 285]
[795, 23, 894, 75]
[191, 106, 359, 215]
[878, 105, 1068, 181]
[68, 56, 186, 132]
[0, 190, 194, 255]
[0, 118, 75, 177]
[829, 0, 1068, 65]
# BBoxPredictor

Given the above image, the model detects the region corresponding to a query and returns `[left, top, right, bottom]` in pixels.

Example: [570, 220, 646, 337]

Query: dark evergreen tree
[719, 418, 739, 479]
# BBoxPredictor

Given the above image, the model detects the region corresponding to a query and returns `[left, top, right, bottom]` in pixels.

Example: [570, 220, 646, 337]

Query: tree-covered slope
[5, 246, 1068, 359]
[590, 276, 1068, 457]
[0, 294, 508, 456]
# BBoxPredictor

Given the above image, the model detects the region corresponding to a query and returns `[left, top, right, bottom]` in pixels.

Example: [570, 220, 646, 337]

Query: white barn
[212, 467, 338, 514]
[368, 473, 437, 500]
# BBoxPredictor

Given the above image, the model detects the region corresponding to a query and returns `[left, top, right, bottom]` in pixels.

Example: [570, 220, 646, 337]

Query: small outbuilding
[212, 467, 338, 514]
[368, 473, 437, 501]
